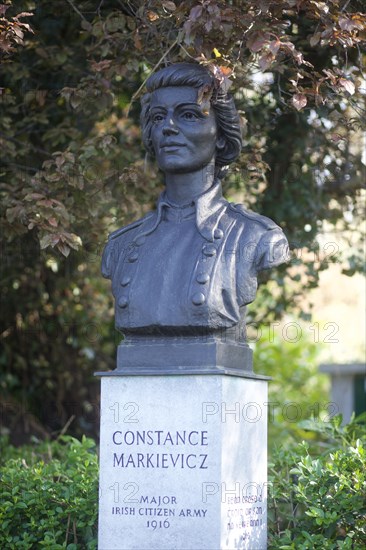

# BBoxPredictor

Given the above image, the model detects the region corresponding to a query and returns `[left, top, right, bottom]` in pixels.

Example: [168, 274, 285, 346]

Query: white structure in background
[319, 363, 366, 424]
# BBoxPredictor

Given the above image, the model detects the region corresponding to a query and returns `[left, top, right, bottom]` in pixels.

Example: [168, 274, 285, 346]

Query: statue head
[140, 63, 243, 180]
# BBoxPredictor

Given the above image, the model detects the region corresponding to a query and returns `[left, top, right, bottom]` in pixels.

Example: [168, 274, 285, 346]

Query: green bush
[269, 414, 366, 549]
[1, 418, 365, 548]
[0, 435, 98, 549]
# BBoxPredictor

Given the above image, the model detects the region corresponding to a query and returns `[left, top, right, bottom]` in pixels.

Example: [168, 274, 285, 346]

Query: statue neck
[164, 162, 215, 206]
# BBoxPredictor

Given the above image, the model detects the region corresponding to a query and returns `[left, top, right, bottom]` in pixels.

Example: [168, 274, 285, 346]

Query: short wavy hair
[140, 63, 242, 180]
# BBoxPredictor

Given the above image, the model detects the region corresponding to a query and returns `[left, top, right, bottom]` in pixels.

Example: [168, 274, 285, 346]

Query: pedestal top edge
[94, 369, 271, 381]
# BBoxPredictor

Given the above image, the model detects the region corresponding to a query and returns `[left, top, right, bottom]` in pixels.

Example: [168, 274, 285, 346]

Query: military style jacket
[102, 182, 289, 335]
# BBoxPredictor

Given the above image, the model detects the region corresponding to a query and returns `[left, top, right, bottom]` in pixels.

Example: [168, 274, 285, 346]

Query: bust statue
[102, 63, 289, 375]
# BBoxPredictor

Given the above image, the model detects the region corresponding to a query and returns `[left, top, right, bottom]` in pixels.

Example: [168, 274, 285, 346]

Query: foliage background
[1, 0, 365, 442]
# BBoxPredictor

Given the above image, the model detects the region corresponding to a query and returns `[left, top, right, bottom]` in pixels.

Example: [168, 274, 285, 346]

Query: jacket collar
[139, 181, 227, 242]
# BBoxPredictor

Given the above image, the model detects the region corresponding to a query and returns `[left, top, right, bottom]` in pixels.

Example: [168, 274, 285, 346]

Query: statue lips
[160, 142, 186, 152]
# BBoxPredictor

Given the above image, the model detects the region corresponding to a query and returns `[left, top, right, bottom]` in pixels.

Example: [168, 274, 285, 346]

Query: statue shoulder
[108, 212, 154, 241]
[228, 203, 279, 230]
[101, 212, 154, 279]
[228, 203, 289, 270]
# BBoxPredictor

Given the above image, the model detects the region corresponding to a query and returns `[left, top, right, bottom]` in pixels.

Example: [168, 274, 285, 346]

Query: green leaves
[0, 436, 98, 549]
[1, 420, 365, 548]
[268, 415, 366, 548]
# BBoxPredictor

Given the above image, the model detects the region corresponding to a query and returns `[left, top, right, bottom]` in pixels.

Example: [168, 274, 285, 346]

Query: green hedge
[0, 436, 97, 549]
[269, 415, 366, 549]
[0, 416, 365, 549]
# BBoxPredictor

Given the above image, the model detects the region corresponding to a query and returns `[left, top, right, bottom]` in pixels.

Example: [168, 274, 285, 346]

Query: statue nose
[162, 119, 179, 135]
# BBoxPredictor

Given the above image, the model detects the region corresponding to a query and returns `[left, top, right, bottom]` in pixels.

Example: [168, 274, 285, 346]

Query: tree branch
[127, 38, 178, 114]
[65, 0, 92, 30]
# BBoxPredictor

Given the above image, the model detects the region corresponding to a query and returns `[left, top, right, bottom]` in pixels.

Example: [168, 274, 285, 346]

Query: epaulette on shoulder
[108, 212, 154, 241]
[229, 203, 278, 230]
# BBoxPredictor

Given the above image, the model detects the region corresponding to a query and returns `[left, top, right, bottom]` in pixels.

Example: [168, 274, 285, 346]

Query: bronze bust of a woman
[102, 63, 289, 375]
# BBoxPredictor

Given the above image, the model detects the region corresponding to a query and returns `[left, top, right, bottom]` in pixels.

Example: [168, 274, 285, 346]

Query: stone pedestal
[97, 373, 268, 550]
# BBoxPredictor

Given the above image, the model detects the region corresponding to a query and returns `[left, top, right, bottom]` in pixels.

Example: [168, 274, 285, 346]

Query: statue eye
[182, 111, 198, 120]
[152, 113, 165, 124]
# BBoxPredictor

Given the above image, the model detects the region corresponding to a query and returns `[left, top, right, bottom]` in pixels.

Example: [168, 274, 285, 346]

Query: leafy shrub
[1, 417, 365, 548]
[0, 435, 98, 549]
[269, 414, 366, 549]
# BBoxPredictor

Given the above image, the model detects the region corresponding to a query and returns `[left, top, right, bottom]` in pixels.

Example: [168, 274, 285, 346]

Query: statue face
[149, 86, 218, 175]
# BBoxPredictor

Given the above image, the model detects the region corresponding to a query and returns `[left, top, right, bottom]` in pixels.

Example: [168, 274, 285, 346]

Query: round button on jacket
[202, 244, 216, 257]
[196, 272, 210, 284]
[134, 235, 146, 246]
[128, 252, 138, 263]
[120, 276, 131, 287]
[118, 296, 128, 308]
[214, 228, 224, 239]
[192, 292, 206, 306]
